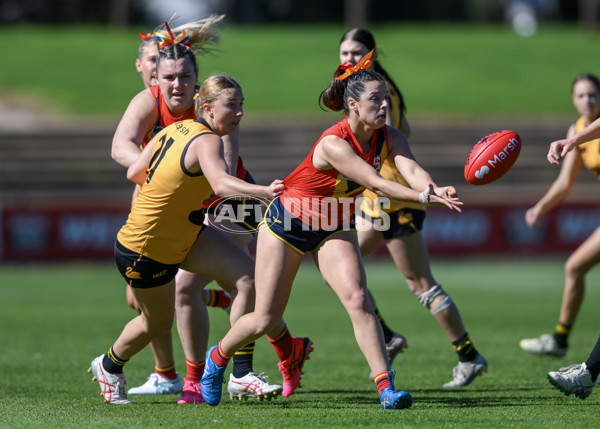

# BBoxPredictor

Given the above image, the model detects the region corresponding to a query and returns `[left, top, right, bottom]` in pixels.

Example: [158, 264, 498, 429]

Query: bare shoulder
[190, 129, 222, 150]
[130, 88, 157, 110]
[313, 134, 349, 169]
[318, 134, 353, 157]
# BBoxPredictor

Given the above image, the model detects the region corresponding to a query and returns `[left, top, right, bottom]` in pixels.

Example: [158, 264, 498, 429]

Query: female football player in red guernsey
[109, 20, 288, 404]
[201, 51, 462, 410]
[339, 28, 487, 388]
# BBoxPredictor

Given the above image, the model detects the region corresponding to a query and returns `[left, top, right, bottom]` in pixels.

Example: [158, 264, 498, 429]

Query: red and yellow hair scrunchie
[155, 22, 191, 49]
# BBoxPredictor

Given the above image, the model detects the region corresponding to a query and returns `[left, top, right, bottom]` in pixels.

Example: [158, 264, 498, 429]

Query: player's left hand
[422, 184, 463, 213]
[434, 186, 458, 199]
[548, 139, 575, 165]
[267, 179, 285, 198]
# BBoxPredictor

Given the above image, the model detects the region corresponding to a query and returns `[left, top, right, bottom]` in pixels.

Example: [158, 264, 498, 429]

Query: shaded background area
[2, 0, 600, 261]
[0, 0, 588, 26]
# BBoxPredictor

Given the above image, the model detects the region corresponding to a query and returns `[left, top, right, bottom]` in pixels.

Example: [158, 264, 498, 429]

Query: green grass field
[2, 23, 600, 118]
[1, 258, 599, 428]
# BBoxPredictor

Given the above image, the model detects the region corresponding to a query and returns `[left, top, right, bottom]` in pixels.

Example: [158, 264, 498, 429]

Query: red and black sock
[374, 371, 392, 396]
[184, 359, 205, 382]
[268, 325, 293, 362]
[206, 289, 231, 309]
[155, 363, 178, 380]
[211, 342, 233, 367]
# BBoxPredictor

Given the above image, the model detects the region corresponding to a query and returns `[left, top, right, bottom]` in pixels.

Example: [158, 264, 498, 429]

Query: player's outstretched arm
[317, 135, 462, 212]
[548, 116, 600, 164]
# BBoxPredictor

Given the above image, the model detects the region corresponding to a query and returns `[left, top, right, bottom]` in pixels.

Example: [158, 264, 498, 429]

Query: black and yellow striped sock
[103, 346, 128, 374]
[232, 342, 255, 378]
[452, 333, 478, 362]
[375, 308, 395, 344]
[553, 323, 571, 348]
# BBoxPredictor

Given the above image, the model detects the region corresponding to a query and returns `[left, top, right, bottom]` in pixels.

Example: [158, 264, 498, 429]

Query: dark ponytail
[319, 68, 385, 114]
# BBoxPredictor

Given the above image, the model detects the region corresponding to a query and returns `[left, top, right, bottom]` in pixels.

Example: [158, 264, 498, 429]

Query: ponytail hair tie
[335, 49, 375, 80]
[155, 21, 192, 49]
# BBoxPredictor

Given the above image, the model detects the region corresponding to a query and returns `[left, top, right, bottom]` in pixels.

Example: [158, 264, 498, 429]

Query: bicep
[221, 130, 239, 175]
[388, 128, 419, 173]
[319, 138, 382, 189]
[196, 135, 229, 183]
[112, 92, 158, 160]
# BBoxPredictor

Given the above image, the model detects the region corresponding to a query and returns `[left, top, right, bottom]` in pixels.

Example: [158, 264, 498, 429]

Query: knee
[254, 317, 279, 337]
[405, 275, 436, 297]
[175, 285, 194, 308]
[564, 257, 585, 279]
[236, 275, 254, 294]
[406, 278, 428, 296]
[343, 287, 370, 314]
[230, 275, 255, 302]
[142, 312, 174, 337]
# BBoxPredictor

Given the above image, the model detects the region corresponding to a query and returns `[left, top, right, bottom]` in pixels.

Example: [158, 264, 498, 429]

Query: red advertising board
[1, 203, 598, 261]
[1, 205, 128, 261]
[420, 203, 600, 257]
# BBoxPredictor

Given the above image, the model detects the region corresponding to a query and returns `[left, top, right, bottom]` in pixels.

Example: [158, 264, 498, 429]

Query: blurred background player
[340, 28, 487, 387]
[547, 333, 600, 399]
[136, 31, 158, 88]
[520, 73, 600, 358]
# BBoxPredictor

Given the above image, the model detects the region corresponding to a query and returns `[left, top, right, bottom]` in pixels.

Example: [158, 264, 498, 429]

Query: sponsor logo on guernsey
[175, 122, 190, 136]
